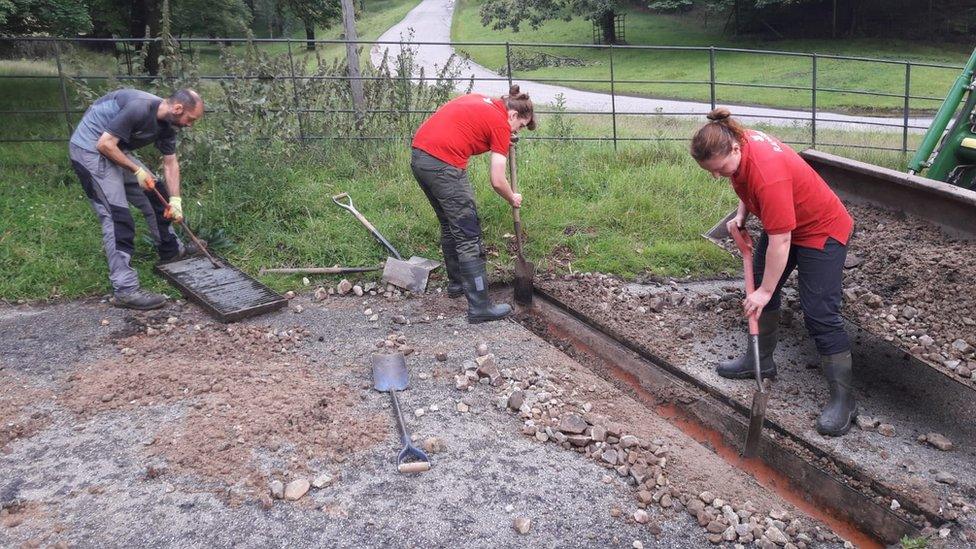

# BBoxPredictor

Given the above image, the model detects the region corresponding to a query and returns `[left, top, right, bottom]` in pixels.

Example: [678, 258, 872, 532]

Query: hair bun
[706, 107, 732, 121]
[509, 84, 521, 96]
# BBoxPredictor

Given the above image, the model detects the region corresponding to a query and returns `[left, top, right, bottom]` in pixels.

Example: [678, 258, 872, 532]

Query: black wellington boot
[717, 310, 779, 380]
[441, 238, 463, 298]
[816, 351, 858, 436]
[459, 259, 511, 323]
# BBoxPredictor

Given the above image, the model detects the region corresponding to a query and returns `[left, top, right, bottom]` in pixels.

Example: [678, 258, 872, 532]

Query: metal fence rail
[0, 36, 964, 153]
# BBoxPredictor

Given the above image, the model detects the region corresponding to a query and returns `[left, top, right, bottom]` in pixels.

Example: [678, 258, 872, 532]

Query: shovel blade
[702, 208, 738, 248]
[743, 389, 769, 458]
[382, 258, 435, 293]
[514, 258, 535, 306]
[372, 353, 409, 392]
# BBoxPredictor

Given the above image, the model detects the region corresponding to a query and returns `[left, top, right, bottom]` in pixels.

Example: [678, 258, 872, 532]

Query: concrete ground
[0, 291, 764, 548]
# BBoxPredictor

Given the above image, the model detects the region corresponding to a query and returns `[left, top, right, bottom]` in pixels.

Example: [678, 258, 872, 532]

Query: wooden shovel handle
[397, 461, 431, 474]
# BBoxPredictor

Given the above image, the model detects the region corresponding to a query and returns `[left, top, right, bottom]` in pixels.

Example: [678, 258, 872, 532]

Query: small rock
[935, 471, 958, 485]
[312, 474, 333, 489]
[877, 423, 896, 437]
[619, 435, 639, 449]
[337, 279, 353, 294]
[353, 285, 364, 297]
[610, 506, 622, 517]
[507, 390, 525, 410]
[918, 335, 935, 347]
[634, 510, 650, 524]
[601, 449, 618, 465]
[476, 342, 489, 356]
[435, 352, 448, 362]
[952, 339, 972, 353]
[422, 437, 446, 454]
[924, 432, 953, 451]
[414, 408, 425, 417]
[270, 480, 284, 499]
[391, 314, 407, 325]
[677, 326, 694, 340]
[633, 542, 644, 549]
[901, 306, 918, 320]
[100, 393, 115, 403]
[855, 416, 879, 430]
[284, 479, 310, 501]
[765, 525, 789, 545]
[313, 287, 328, 301]
[456, 402, 469, 413]
[513, 517, 531, 534]
[559, 414, 588, 434]
[890, 499, 900, 510]
[699, 491, 716, 505]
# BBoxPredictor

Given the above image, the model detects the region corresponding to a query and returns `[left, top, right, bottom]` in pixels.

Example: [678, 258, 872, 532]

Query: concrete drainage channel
[502, 286, 921, 548]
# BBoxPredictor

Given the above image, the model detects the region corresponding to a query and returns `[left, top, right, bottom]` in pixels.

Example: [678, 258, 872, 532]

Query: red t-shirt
[731, 130, 853, 250]
[412, 94, 512, 169]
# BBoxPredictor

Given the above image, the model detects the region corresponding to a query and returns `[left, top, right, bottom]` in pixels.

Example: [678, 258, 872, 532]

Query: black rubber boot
[441, 238, 463, 298]
[816, 351, 858, 436]
[459, 259, 511, 323]
[717, 310, 779, 380]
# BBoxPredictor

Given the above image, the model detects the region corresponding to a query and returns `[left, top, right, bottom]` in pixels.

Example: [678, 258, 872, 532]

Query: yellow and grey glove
[134, 167, 156, 190]
[164, 196, 184, 222]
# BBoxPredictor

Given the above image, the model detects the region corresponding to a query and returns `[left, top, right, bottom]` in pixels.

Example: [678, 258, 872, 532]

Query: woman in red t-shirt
[410, 85, 535, 323]
[691, 108, 857, 436]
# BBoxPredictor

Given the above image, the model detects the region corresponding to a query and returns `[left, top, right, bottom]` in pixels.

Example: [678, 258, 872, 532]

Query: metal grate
[155, 255, 287, 322]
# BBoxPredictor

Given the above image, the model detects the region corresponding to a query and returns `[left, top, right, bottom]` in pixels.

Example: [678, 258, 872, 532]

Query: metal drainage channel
[506, 286, 921, 547]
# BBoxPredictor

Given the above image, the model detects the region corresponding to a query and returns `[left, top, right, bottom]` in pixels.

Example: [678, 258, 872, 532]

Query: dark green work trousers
[410, 148, 485, 263]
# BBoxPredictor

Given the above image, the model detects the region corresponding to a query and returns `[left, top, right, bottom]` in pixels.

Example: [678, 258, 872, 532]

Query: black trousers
[410, 148, 485, 263]
[754, 233, 851, 356]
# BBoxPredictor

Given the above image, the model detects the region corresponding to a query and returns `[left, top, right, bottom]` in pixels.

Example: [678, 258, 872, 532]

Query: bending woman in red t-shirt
[410, 85, 535, 323]
[691, 108, 857, 436]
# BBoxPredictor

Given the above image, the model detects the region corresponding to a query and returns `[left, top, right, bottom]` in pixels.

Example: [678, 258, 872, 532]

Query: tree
[280, 0, 340, 50]
[479, 0, 622, 43]
[172, 0, 252, 38]
[0, 0, 91, 36]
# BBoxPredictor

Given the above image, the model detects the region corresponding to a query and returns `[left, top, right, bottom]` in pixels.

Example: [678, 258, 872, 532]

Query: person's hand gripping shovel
[729, 225, 769, 458]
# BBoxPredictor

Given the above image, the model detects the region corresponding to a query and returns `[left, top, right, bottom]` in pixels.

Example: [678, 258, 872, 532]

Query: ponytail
[690, 107, 745, 161]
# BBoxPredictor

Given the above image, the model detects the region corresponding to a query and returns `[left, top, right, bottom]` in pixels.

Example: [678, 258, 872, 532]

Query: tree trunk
[305, 20, 315, 51]
[273, 1, 285, 38]
[142, 1, 162, 76]
[340, 0, 365, 129]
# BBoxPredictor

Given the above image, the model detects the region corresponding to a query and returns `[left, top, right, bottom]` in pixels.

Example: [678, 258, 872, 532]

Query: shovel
[508, 136, 535, 306]
[331, 193, 440, 293]
[371, 353, 431, 474]
[729, 225, 769, 458]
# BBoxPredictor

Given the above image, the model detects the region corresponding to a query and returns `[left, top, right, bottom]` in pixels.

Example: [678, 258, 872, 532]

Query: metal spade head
[371, 352, 409, 392]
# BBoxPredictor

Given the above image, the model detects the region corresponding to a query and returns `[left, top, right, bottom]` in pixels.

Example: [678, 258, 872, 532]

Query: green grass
[452, 0, 972, 114]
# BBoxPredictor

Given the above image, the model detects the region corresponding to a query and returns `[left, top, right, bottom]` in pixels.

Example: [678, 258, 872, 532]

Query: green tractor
[909, 47, 976, 190]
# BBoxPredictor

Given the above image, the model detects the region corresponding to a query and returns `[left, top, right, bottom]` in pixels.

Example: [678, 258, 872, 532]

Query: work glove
[164, 196, 184, 222]
[134, 167, 156, 191]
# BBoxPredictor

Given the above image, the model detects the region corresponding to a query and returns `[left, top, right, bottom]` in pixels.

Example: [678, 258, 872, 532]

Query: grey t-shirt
[69, 89, 178, 155]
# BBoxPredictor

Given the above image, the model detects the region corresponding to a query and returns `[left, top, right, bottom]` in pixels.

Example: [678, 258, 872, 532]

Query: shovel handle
[332, 192, 403, 260]
[508, 136, 526, 259]
[398, 461, 431, 474]
[149, 185, 221, 269]
[729, 225, 759, 336]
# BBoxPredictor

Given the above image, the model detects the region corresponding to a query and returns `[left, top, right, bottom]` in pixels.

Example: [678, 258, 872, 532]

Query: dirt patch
[0, 372, 54, 453]
[59, 318, 387, 504]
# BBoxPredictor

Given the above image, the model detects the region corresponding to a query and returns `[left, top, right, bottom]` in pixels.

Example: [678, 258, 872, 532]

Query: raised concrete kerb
[372, 0, 933, 132]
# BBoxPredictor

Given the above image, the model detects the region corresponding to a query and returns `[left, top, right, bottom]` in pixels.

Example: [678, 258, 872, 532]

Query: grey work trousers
[410, 148, 485, 263]
[68, 143, 182, 294]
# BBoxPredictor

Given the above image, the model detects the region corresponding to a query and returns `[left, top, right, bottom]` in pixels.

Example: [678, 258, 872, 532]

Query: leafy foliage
[0, 0, 91, 36]
[479, 0, 616, 32]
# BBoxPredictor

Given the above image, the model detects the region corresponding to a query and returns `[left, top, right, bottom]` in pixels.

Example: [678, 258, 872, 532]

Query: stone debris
[558, 414, 588, 434]
[876, 423, 896, 437]
[855, 416, 879, 431]
[337, 279, 353, 295]
[353, 285, 364, 297]
[935, 471, 958, 485]
[633, 510, 650, 524]
[476, 342, 489, 356]
[422, 436, 446, 454]
[920, 432, 953, 451]
[513, 517, 532, 534]
[269, 480, 284, 499]
[284, 478, 310, 501]
[312, 474, 333, 489]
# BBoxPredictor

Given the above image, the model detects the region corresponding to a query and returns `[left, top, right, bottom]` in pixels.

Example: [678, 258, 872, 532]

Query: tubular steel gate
[0, 36, 965, 153]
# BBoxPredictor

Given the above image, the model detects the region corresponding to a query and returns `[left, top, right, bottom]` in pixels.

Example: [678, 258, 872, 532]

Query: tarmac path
[370, 0, 934, 133]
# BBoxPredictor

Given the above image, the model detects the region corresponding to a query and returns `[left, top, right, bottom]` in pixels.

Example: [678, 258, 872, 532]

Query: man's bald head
[165, 88, 204, 128]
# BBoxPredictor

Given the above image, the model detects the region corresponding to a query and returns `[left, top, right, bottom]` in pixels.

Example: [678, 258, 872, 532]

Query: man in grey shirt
[69, 88, 204, 310]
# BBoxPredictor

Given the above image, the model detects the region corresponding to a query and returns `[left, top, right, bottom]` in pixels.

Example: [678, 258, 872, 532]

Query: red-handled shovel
[729, 225, 769, 458]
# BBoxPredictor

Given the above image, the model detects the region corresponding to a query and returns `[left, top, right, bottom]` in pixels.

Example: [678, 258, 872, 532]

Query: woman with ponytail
[411, 85, 536, 323]
[691, 108, 857, 436]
